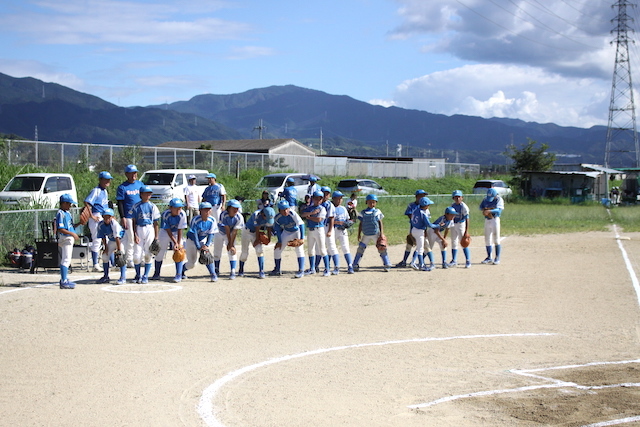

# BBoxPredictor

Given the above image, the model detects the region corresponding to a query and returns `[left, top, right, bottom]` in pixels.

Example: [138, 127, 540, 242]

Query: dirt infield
[2, 231, 640, 426]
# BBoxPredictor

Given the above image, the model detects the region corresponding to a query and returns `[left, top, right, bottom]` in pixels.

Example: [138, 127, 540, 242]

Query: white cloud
[225, 46, 278, 60]
[368, 99, 397, 108]
[389, 64, 609, 127]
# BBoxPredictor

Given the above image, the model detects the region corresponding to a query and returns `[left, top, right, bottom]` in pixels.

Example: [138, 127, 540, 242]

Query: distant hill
[0, 73, 241, 145]
[153, 85, 609, 164]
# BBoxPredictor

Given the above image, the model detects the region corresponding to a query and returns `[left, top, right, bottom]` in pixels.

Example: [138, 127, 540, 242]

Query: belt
[308, 226, 324, 230]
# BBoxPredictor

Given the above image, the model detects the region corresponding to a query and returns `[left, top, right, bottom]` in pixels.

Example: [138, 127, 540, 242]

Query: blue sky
[0, 0, 632, 128]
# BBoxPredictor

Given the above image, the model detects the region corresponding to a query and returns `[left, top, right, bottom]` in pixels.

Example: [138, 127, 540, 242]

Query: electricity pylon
[605, 0, 640, 168]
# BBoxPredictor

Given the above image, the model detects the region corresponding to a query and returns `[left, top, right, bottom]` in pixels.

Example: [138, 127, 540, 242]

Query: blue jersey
[97, 220, 124, 242]
[479, 196, 504, 218]
[359, 207, 384, 236]
[301, 203, 326, 229]
[187, 215, 218, 248]
[432, 215, 454, 233]
[217, 210, 244, 236]
[410, 207, 433, 230]
[130, 201, 161, 226]
[161, 209, 188, 233]
[282, 186, 298, 207]
[84, 186, 109, 214]
[321, 200, 335, 227]
[334, 205, 349, 223]
[116, 180, 143, 218]
[202, 183, 226, 206]
[451, 202, 469, 223]
[55, 209, 75, 238]
[245, 209, 274, 233]
[273, 211, 304, 241]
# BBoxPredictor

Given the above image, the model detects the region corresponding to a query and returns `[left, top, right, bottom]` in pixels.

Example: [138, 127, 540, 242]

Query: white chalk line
[0, 275, 93, 295]
[409, 359, 640, 410]
[197, 332, 554, 427]
[583, 416, 640, 427]
[610, 222, 640, 308]
[101, 283, 183, 293]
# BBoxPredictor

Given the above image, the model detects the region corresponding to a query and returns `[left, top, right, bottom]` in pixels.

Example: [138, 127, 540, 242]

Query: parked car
[256, 173, 315, 202]
[336, 179, 388, 196]
[0, 173, 77, 208]
[472, 180, 512, 197]
[140, 169, 209, 204]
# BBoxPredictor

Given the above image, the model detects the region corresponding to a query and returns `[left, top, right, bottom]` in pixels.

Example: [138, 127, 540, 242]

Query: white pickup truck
[0, 173, 78, 209]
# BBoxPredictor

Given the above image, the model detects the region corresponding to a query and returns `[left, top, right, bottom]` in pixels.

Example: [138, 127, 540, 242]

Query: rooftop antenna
[605, 0, 640, 168]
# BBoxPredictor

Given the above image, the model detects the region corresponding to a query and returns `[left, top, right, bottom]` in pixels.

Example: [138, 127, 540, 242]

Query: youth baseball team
[54, 166, 504, 289]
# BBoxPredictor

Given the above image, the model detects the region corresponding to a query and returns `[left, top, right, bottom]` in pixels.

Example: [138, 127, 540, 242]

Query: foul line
[610, 222, 640, 308]
[197, 332, 554, 427]
[101, 283, 182, 293]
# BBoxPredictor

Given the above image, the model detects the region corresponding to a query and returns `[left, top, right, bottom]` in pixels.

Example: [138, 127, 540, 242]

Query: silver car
[336, 179, 388, 196]
[472, 180, 512, 197]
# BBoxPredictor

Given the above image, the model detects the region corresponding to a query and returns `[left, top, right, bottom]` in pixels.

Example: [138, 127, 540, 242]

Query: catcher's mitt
[376, 235, 388, 252]
[257, 231, 270, 245]
[114, 250, 127, 267]
[79, 206, 91, 225]
[287, 238, 304, 247]
[172, 247, 186, 262]
[483, 208, 494, 219]
[461, 234, 472, 248]
[149, 239, 160, 255]
[406, 233, 416, 246]
[198, 249, 215, 265]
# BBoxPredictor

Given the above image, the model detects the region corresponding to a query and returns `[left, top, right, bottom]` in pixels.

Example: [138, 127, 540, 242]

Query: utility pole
[605, 0, 640, 168]
[253, 119, 267, 139]
[320, 127, 323, 155]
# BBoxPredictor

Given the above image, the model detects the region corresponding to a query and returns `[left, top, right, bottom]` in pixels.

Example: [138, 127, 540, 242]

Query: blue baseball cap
[332, 191, 344, 198]
[99, 171, 113, 180]
[321, 186, 331, 193]
[103, 208, 115, 217]
[169, 198, 184, 208]
[140, 185, 153, 193]
[419, 197, 434, 206]
[59, 194, 77, 205]
[452, 190, 463, 197]
[487, 188, 498, 200]
[309, 176, 318, 182]
[286, 177, 295, 183]
[226, 199, 241, 208]
[366, 194, 378, 201]
[199, 202, 213, 209]
[415, 189, 428, 196]
[312, 190, 324, 198]
[206, 173, 217, 179]
[124, 164, 138, 173]
[445, 206, 457, 215]
[277, 200, 290, 210]
[262, 207, 276, 226]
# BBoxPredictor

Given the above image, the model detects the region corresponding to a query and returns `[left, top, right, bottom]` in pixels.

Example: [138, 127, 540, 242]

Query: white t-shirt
[184, 184, 201, 208]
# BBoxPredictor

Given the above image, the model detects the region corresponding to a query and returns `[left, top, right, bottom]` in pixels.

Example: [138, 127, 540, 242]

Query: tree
[504, 138, 556, 195]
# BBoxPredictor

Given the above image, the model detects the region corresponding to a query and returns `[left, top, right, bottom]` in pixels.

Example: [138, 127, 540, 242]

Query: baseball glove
[114, 250, 127, 267]
[172, 247, 186, 263]
[257, 231, 270, 245]
[79, 206, 91, 225]
[483, 209, 494, 219]
[406, 233, 416, 246]
[376, 235, 388, 252]
[198, 249, 215, 265]
[149, 239, 160, 255]
[287, 238, 304, 247]
[461, 234, 472, 248]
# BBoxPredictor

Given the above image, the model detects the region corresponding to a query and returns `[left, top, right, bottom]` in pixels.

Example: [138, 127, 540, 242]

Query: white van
[140, 169, 209, 204]
[0, 173, 77, 209]
[256, 173, 316, 201]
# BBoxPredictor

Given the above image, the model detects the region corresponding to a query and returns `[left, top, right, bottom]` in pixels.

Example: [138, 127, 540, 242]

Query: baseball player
[271, 200, 306, 278]
[300, 190, 329, 276]
[116, 164, 143, 268]
[305, 176, 320, 199]
[95, 208, 126, 285]
[130, 186, 160, 284]
[84, 171, 113, 272]
[184, 174, 202, 224]
[428, 207, 456, 269]
[396, 189, 428, 267]
[280, 177, 298, 212]
[156, 198, 188, 283]
[332, 190, 354, 274]
[352, 194, 392, 272]
[479, 188, 504, 265]
[448, 190, 472, 268]
[239, 206, 276, 279]
[321, 186, 339, 274]
[185, 202, 218, 282]
[202, 173, 227, 221]
[56, 194, 79, 289]
[213, 199, 244, 280]
[420, 198, 446, 270]
[409, 197, 441, 271]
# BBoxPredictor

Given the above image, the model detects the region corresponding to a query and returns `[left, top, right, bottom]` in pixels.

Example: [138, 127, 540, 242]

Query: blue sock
[463, 247, 471, 260]
[332, 254, 339, 268]
[119, 266, 126, 280]
[297, 256, 305, 272]
[144, 263, 151, 277]
[451, 249, 458, 262]
[411, 251, 418, 264]
[417, 254, 424, 267]
[60, 265, 68, 282]
[103, 262, 110, 276]
[257, 256, 264, 272]
[230, 260, 237, 271]
[214, 260, 220, 274]
[401, 250, 410, 263]
[441, 251, 447, 264]
[153, 261, 162, 277]
[239, 261, 245, 274]
[308, 256, 315, 270]
[315, 255, 321, 270]
[207, 264, 216, 275]
[426, 251, 434, 264]
[274, 258, 282, 271]
[486, 246, 493, 258]
[381, 253, 390, 266]
[135, 264, 141, 277]
[344, 253, 353, 266]
[92, 251, 99, 266]
[323, 255, 330, 270]
[175, 262, 183, 277]
[495, 244, 501, 260]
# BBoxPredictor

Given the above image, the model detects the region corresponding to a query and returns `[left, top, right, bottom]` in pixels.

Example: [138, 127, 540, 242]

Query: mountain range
[0, 72, 608, 165]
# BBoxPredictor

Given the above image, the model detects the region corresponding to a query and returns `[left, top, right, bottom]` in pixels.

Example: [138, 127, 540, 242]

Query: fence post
[61, 143, 64, 170]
